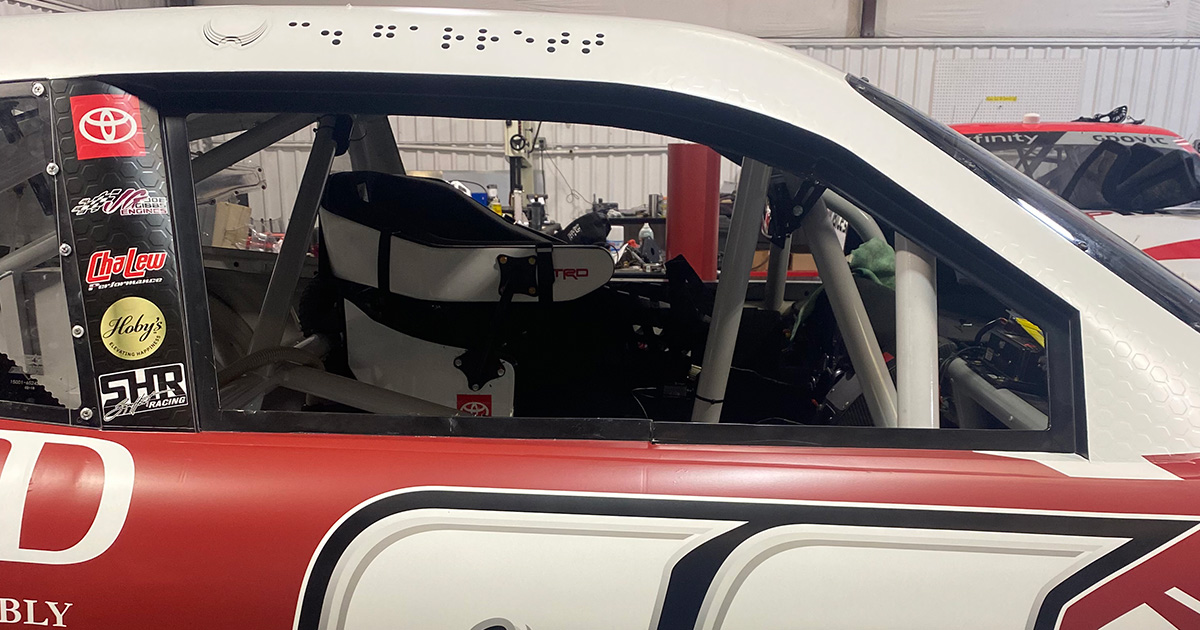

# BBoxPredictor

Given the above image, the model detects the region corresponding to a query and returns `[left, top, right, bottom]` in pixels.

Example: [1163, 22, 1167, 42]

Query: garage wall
[0, 0, 167, 15]
[0, 0, 53, 16]
[229, 38, 1200, 227]
[794, 38, 1200, 142]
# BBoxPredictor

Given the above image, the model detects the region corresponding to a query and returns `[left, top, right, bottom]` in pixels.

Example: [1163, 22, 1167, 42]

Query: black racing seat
[322, 171, 558, 247]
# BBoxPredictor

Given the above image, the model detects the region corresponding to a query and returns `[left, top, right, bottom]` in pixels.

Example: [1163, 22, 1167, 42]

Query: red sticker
[456, 395, 492, 416]
[69, 94, 146, 160]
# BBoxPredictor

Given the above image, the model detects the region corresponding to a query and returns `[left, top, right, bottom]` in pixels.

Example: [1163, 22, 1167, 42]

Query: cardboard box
[211, 202, 252, 249]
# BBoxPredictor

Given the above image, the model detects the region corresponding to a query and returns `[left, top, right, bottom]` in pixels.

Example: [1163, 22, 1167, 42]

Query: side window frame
[148, 73, 1084, 454]
[0, 79, 91, 426]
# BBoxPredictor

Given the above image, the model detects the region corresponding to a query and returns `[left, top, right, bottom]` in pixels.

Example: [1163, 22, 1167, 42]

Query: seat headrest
[322, 171, 559, 246]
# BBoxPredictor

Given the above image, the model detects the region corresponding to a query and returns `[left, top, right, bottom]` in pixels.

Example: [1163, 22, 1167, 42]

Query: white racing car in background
[955, 113, 1200, 286]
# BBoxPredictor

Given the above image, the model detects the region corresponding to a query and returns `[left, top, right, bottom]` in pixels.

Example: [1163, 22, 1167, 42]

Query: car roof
[952, 121, 1184, 137]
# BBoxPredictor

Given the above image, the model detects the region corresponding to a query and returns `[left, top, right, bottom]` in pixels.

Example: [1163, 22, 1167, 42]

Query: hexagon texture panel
[964, 217, 1200, 463]
[1079, 299, 1200, 462]
[51, 79, 192, 430]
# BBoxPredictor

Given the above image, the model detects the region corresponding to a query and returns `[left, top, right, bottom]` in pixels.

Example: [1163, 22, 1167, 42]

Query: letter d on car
[0, 429, 134, 564]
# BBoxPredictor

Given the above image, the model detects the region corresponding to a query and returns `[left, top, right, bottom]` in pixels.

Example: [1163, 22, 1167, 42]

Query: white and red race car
[2, 6, 1200, 630]
[954, 119, 1200, 286]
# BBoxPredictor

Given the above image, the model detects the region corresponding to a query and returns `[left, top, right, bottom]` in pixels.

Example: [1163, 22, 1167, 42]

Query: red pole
[666, 143, 721, 281]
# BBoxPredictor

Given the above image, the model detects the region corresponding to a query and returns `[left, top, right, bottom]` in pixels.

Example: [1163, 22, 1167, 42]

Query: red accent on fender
[1147, 453, 1200, 479]
[1142, 239, 1200, 262]
[20, 443, 104, 552]
[1061, 529, 1200, 628]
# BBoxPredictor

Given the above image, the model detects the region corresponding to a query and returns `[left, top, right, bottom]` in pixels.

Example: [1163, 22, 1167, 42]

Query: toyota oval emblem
[459, 401, 491, 416]
[79, 107, 138, 145]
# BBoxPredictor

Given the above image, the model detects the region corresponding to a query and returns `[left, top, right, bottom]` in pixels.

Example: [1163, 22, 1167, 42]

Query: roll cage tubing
[105, 70, 1083, 452]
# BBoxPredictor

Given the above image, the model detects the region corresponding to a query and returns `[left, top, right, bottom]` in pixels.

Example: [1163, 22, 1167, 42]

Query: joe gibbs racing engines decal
[52, 80, 192, 429]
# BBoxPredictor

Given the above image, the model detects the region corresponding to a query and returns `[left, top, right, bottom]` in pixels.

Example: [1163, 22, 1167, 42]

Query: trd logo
[98, 363, 188, 422]
[553, 268, 589, 280]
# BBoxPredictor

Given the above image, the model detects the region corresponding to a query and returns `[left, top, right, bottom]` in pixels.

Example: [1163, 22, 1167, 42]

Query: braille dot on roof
[409, 25, 418, 30]
[444, 34, 451, 40]
[386, 32, 395, 38]
[375, 24, 383, 29]
[561, 39, 568, 44]
[582, 48, 590, 53]
[373, 32, 382, 38]
[583, 39, 590, 45]
[442, 43, 450, 49]
[334, 30, 342, 36]
[526, 37, 534, 43]
[289, 21, 297, 27]
[547, 46, 556, 52]
[562, 32, 570, 37]
[444, 26, 453, 32]
[456, 34, 465, 40]
[321, 30, 329, 36]
[513, 29, 522, 35]
[478, 35, 486, 41]
[331, 39, 341, 45]
[477, 44, 485, 50]
[479, 28, 487, 33]
[491, 36, 499, 42]
[301, 22, 309, 27]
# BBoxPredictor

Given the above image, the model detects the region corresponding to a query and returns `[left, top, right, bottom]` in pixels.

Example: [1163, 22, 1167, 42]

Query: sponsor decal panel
[99, 296, 165, 361]
[68, 94, 146, 160]
[98, 362, 188, 422]
[457, 394, 492, 416]
[71, 188, 168, 217]
[85, 247, 167, 291]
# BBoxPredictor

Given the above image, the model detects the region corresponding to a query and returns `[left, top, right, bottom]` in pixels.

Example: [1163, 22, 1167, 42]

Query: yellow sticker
[100, 296, 166, 361]
[985, 96, 1018, 102]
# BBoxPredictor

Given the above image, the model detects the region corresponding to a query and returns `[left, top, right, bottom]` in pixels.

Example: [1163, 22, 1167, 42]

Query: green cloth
[793, 237, 896, 332]
[848, 237, 895, 290]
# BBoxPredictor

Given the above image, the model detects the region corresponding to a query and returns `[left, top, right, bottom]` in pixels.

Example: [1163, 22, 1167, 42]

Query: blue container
[471, 192, 489, 207]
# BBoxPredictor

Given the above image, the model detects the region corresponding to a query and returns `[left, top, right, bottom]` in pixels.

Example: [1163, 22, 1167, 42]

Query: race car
[2, 6, 1200, 629]
[954, 112, 1200, 286]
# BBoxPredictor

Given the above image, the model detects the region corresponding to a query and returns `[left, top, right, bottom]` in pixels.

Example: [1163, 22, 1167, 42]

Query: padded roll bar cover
[322, 171, 559, 246]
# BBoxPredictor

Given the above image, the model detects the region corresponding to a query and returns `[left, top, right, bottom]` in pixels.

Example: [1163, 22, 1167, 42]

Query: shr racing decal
[98, 362, 188, 422]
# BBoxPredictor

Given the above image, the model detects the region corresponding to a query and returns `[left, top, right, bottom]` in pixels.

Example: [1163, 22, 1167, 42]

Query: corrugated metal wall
[237, 38, 1200, 226]
[0, 0, 53, 16]
[792, 38, 1200, 142]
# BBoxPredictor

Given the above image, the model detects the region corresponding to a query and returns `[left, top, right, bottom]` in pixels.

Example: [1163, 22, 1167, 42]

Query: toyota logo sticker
[69, 94, 146, 160]
[456, 394, 493, 416]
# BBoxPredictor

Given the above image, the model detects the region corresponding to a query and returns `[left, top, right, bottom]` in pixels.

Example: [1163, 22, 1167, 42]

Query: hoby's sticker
[100, 296, 165, 361]
[69, 94, 146, 160]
